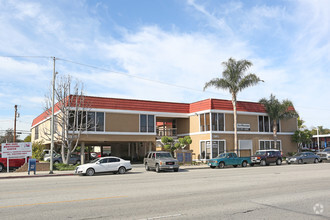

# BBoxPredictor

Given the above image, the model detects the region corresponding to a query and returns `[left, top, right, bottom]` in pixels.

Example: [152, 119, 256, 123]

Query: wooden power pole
[14, 105, 17, 142]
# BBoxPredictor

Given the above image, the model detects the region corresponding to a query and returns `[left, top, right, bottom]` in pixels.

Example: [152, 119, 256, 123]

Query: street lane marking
[139, 214, 183, 220]
[0, 196, 127, 209]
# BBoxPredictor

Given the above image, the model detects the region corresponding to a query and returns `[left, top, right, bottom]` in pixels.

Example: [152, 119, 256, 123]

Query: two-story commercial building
[31, 96, 298, 162]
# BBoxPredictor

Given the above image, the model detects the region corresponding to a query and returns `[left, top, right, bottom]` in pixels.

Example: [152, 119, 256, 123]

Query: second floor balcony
[156, 128, 177, 138]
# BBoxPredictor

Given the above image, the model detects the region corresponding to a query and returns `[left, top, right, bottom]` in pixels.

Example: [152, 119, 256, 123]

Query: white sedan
[75, 156, 132, 176]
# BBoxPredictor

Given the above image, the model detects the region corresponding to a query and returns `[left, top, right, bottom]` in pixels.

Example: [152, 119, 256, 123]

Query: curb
[0, 173, 74, 179]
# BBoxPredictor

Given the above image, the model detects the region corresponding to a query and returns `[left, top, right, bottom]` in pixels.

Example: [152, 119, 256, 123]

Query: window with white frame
[258, 116, 279, 132]
[211, 113, 225, 131]
[140, 114, 155, 133]
[35, 126, 39, 139]
[69, 111, 105, 132]
[200, 113, 210, 132]
[200, 140, 225, 159]
[259, 140, 281, 150]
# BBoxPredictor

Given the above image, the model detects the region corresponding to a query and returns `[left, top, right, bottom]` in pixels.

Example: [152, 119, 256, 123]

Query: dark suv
[251, 150, 282, 166]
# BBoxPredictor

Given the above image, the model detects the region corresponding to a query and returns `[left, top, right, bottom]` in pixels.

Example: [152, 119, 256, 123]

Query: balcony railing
[156, 128, 177, 137]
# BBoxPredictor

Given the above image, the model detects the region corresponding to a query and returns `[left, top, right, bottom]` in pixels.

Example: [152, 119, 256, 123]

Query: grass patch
[54, 163, 79, 171]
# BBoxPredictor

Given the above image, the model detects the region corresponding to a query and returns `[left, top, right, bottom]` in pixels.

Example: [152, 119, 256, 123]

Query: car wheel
[0, 163, 4, 172]
[314, 158, 319, 163]
[276, 159, 282, 165]
[218, 162, 225, 169]
[155, 164, 160, 173]
[242, 161, 247, 167]
[260, 160, 266, 166]
[233, 165, 238, 168]
[75, 160, 81, 165]
[86, 168, 95, 176]
[145, 163, 150, 171]
[118, 166, 126, 174]
[174, 168, 179, 172]
[298, 159, 303, 164]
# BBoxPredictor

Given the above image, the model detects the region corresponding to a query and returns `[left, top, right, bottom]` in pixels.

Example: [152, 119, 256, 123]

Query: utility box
[28, 159, 37, 175]
[175, 150, 193, 164]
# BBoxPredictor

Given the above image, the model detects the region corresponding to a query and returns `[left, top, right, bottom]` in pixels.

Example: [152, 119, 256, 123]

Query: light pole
[317, 127, 320, 152]
[50, 57, 57, 174]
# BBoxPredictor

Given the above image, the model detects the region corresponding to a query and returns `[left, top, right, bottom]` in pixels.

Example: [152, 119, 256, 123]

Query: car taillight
[257, 157, 260, 159]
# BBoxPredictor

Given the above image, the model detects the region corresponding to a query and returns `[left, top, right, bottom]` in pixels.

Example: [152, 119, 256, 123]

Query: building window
[200, 140, 225, 159]
[35, 126, 39, 140]
[200, 113, 211, 132]
[259, 116, 280, 132]
[140, 114, 155, 133]
[95, 112, 105, 131]
[259, 140, 281, 150]
[69, 111, 105, 132]
[211, 113, 224, 131]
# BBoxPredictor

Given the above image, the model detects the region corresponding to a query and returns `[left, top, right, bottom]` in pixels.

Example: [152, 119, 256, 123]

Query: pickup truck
[0, 153, 28, 172]
[208, 152, 252, 169]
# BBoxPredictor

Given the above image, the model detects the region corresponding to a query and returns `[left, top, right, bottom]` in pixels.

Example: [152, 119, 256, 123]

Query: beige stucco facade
[31, 102, 298, 161]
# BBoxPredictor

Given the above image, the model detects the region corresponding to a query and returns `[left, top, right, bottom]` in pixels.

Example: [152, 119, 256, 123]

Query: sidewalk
[0, 164, 209, 179]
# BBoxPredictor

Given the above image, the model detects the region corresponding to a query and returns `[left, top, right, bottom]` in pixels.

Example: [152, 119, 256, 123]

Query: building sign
[237, 123, 250, 131]
[1, 142, 32, 158]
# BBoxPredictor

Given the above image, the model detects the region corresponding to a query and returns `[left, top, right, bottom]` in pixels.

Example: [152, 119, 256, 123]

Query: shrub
[32, 141, 46, 161]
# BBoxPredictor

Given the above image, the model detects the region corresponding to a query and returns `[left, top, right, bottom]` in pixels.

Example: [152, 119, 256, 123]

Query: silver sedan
[286, 152, 320, 164]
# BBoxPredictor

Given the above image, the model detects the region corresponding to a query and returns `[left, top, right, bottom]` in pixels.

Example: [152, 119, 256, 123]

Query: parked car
[43, 149, 58, 161]
[251, 150, 282, 166]
[316, 148, 330, 162]
[208, 152, 252, 168]
[144, 151, 179, 172]
[45, 154, 81, 165]
[286, 152, 320, 164]
[0, 153, 29, 172]
[75, 156, 132, 176]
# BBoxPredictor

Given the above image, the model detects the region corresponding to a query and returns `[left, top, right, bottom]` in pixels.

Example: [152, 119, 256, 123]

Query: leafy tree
[161, 136, 175, 153]
[32, 141, 46, 161]
[24, 135, 31, 142]
[259, 94, 298, 148]
[292, 129, 313, 151]
[174, 136, 192, 149]
[204, 58, 262, 153]
[310, 126, 330, 136]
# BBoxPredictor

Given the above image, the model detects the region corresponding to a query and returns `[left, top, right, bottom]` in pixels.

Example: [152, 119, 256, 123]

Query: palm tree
[259, 94, 298, 149]
[204, 58, 262, 154]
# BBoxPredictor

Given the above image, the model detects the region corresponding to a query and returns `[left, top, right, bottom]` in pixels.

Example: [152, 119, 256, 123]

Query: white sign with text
[1, 142, 32, 158]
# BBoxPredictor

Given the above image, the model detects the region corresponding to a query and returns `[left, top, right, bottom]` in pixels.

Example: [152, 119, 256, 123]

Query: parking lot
[1, 163, 330, 219]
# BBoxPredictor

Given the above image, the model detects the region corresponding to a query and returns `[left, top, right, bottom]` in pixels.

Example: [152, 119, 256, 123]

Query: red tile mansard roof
[31, 96, 295, 127]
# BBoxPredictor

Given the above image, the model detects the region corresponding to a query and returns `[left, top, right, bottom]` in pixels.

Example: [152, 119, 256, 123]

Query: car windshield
[255, 151, 266, 155]
[323, 148, 330, 152]
[216, 153, 227, 158]
[294, 153, 303, 156]
[156, 153, 172, 158]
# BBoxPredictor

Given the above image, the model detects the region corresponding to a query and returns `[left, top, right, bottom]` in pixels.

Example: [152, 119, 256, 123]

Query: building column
[80, 142, 85, 165]
[128, 143, 131, 157]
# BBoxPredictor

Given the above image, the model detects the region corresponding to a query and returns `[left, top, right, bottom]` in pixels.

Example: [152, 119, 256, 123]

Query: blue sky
[0, 0, 329, 138]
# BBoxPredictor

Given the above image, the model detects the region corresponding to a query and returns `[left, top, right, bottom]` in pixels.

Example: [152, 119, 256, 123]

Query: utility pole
[50, 57, 57, 174]
[14, 105, 17, 143]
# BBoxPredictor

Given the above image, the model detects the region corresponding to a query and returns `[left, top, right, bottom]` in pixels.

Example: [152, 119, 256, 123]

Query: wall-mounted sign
[237, 123, 250, 131]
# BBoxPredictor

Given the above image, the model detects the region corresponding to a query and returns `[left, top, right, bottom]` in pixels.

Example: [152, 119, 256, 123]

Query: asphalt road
[1, 163, 330, 220]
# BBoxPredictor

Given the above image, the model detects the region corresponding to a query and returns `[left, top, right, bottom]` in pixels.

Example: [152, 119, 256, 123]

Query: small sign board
[1, 142, 32, 158]
[237, 123, 250, 131]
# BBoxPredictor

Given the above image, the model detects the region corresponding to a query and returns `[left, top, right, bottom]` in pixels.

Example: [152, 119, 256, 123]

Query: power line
[0, 55, 51, 59]
[57, 58, 222, 96]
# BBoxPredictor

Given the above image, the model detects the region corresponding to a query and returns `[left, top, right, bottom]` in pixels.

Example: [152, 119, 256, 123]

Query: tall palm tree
[259, 94, 298, 149]
[204, 58, 262, 154]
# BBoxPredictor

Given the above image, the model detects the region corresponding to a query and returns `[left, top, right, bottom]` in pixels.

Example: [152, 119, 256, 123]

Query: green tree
[204, 58, 262, 153]
[259, 94, 299, 148]
[24, 135, 31, 142]
[174, 136, 192, 149]
[32, 141, 46, 161]
[161, 136, 175, 153]
[292, 129, 313, 151]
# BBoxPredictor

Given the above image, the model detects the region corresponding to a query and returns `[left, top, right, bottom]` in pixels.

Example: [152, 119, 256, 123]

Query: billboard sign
[1, 142, 32, 158]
